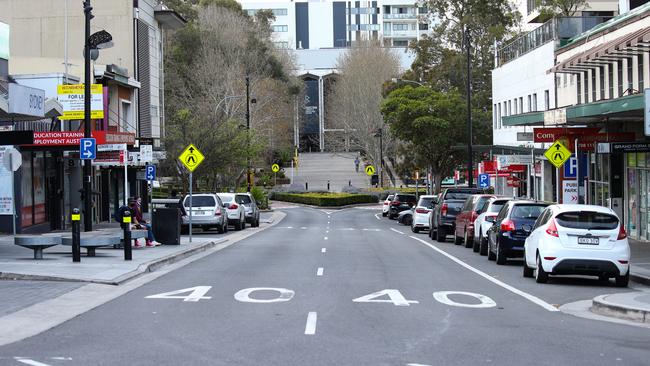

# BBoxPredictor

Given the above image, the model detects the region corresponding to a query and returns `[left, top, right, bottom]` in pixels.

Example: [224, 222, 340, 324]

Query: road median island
[270, 192, 378, 207]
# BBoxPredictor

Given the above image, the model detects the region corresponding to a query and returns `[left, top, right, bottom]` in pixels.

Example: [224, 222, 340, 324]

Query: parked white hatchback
[411, 195, 436, 233]
[217, 193, 247, 231]
[523, 204, 630, 287]
[382, 194, 394, 217]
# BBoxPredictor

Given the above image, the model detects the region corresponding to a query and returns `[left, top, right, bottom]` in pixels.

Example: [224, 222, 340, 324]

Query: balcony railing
[383, 30, 418, 38]
[496, 16, 612, 66]
[383, 13, 417, 20]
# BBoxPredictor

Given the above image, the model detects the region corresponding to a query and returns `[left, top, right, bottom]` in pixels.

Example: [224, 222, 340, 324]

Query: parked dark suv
[429, 187, 491, 242]
[388, 193, 417, 219]
[487, 200, 550, 265]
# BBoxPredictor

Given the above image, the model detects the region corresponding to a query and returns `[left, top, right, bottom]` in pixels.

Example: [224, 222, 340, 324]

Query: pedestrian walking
[354, 157, 360, 173]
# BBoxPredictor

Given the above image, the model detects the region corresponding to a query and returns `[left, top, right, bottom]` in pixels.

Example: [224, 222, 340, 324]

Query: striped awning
[549, 27, 650, 73]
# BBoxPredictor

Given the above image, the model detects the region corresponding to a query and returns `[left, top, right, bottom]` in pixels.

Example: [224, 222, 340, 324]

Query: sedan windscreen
[236, 195, 252, 204]
[556, 211, 619, 230]
[184, 196, 215, 207]
[511, 205, 546, 220]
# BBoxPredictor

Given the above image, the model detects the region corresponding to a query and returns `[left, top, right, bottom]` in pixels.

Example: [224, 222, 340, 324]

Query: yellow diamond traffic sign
[271, 164, 280, 173]
[178, 144, 205, 172]
[365, 165, 376, 176]
[544, 140, 571, 168]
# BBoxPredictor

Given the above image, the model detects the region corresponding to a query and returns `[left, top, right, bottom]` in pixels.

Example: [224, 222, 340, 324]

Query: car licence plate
[578, 236, 599, 245]
[193, 211, 205, 215]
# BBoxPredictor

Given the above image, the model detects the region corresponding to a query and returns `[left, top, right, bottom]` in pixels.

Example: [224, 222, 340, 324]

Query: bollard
[122, 209, 132, 261]
[349, 180, 351, 187]
[305, 182, 308, 191]
[327, 180, 330, 191]
[71, 208, 81, 262]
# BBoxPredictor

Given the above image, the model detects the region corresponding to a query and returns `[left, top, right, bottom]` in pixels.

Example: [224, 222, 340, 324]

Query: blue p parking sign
[80, 138, 96, 160]
[478, 173, 490, 188]
[145, 165, 156, 181]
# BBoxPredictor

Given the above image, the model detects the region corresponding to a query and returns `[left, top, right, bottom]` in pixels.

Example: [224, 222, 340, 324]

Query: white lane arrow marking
[304, 312, 317, 335]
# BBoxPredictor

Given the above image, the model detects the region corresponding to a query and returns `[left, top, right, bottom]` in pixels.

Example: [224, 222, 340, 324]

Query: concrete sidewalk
[591, 292, 650, 324]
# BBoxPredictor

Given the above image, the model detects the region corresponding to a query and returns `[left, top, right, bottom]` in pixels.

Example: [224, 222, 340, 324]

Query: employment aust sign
[57, 84, 104, 120]
[25, 131, 135, 147]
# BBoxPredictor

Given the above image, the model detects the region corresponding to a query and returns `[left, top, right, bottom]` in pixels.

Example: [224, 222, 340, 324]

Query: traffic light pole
[246, 76, 251, 192]
[465, 26, 474, 188]
[83, 0, 93, 231]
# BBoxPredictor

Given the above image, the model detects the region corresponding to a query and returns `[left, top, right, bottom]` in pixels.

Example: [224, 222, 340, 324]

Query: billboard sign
[57, 84, 104, 120]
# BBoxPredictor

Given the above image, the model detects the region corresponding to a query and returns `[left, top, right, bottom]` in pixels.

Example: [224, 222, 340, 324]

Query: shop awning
[549, 27, 650, 73]
[502, 111, 545, 126]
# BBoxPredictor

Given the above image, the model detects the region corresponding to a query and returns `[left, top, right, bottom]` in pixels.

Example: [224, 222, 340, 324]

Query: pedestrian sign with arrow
[365, 165, 376, 176]
[544, 140, 571, 169]
[178, 143, 205, 172]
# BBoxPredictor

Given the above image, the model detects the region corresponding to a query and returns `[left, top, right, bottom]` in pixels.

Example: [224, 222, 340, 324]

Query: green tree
[381, 86, 466, 193]
[536, 0, 589, 19]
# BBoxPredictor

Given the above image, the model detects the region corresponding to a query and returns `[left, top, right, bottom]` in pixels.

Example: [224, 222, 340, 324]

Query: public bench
[61, 233, 121, 257]
[14, 234, 62, 259]
[97, 228, 148, 248]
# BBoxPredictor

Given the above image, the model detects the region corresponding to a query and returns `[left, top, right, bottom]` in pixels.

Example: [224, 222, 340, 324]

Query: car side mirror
[522, 224, 532, 233]
[485, 216, 496, 223]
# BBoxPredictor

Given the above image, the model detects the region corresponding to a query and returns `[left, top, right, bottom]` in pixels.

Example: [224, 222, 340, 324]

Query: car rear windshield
[387, 195, 394, 201]
[556, 211, 619, 230]
[488, 200, 508, 213]
[444, 190, 484, 200]
[218, 195, 233, 203]
[395, 194, 416, 202]
[475, 197, 491, 212]
[418, 197, 433, 207]
[184, 196, 215, 207]
[511, 204, 546, 220]
[236, 195, 252, 204]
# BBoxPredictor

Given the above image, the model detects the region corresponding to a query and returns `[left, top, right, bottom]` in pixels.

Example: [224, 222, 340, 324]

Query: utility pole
[83, 0, 93, 231]
[465, 26, 474, 188]
[246, 76, 251, 192]
[379, 127, 383, 187]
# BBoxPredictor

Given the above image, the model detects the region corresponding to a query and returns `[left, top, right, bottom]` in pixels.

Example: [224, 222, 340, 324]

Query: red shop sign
[25, 131, 135, 147]
[533, 127, 601, 143]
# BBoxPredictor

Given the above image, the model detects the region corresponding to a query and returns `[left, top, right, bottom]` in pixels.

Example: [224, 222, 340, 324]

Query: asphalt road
[1, 207, 649, 366]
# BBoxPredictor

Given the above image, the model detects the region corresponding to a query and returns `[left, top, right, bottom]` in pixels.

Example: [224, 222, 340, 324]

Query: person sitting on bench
[129, 197, 160, 247]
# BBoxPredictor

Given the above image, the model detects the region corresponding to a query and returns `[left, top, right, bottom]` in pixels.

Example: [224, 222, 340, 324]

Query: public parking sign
[145, 165, 156, 181]
[80, 138, 96, 160]
[478, 173, 490, 188]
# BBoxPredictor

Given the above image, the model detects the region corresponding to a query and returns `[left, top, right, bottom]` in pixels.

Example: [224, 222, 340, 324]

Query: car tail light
[617, 225, 627, 240]
[391, 201, 401, 206]
[229, 203, 239, 209]
[416, 208, 429, 214]
[544, 256, 557, 261]
[383, 201, 389, 205]
[618, 260, 629, 264]
[441, 203, 448, 216]
[545, 219, 559, 237]
[215, 211, 221, 216]
[500, 219, 515, 232]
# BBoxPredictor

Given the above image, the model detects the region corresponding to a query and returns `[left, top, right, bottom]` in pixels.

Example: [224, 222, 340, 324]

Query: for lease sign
[57, 84, 104, 120]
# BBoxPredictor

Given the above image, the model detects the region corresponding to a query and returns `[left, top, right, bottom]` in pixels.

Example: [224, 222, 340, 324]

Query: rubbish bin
[152, 207, 181, 245]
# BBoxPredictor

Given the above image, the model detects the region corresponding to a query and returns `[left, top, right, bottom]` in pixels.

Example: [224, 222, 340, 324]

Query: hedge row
[270, 192, 378, 207]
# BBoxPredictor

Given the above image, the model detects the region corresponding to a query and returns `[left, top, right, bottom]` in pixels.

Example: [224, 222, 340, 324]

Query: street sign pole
[575, 138, 580, 204]
[189, 172, 192, 243]
[10, 153, 15, 236]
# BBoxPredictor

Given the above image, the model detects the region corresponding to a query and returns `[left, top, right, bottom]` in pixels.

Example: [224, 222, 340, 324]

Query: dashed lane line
[15, 359, 52, 366]
[317, 267, 324, 276]
[409, 236, 559, 312]
[321, 248, 327, 253]
[305, 312, 318, 335]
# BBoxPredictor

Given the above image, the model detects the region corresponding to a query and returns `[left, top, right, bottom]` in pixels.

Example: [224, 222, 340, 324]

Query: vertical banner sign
[645, 88, 650, 137]
[0, 147, 13, 215]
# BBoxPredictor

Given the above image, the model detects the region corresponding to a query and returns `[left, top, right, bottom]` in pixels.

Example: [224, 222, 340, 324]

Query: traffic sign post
[271, 164, 280, 187]
[2, 147, 22, 236]
[80, 138, 96, 160]
[544, 140, 572, 204]
[478, 173, 490, 189]
[179, 144, 205, 243]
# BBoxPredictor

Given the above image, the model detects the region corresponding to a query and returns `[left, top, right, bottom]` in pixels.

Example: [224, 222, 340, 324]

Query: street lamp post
[83, 1, 92, 231]
[464, 26, 474, 188]
[245, 76, 251, 192]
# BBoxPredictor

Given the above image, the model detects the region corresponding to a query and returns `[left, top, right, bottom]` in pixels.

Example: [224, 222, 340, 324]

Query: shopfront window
[625, 152, 650, 240]
[589, 153, 609, 208]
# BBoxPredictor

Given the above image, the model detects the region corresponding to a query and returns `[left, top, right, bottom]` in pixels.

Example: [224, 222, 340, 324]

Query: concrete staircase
[288, 152, 370, 191]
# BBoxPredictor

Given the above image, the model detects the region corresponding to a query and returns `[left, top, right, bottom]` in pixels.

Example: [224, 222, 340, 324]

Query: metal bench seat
[14, 235, 63, 259]
[61, 233, 121, 257]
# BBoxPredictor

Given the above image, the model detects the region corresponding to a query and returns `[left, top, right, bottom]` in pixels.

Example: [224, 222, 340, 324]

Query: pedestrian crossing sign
[178, 143, 205, 172]
[544, 140, 571, 169]
[365, 165, 376, 176]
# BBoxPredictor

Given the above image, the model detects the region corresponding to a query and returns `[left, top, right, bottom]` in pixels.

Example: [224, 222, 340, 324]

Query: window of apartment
[628, 57, 634, 92]
[638, 53, 645, 91]
[618, 59, 624, 97]
[418, 6, 428, 14]
[392, 40, 409, 46]
[608, 64, 614, 99]
[584, 71, 589, 103]
[508, 100, 512, 115]
[562, 74, 567, 87]
[272, 25, 288, 32]
[591, 69, 596, 101]
[532, 93, 537, 111]
[418, 23, 428, 30]
[514, 99, 518, 114]
[392, 24, 410, 31]
[503, 102, 507, 118]
[519, 97, 523, 112]
[599, 66, 605, 100]
[245, 9, 256, 16]
[497, 103, 502, 129]
[384, 5, 390, 13]
[273, 41, 289, 49]
[544, 90, 550, 110]
[410, 23, 417, 30]
[493, 104, 497, 129]
[577, 74, 582, 104]
[527, 95, 531, 112]
[384, 23, 391, 32]
[273, 8, 288, 16]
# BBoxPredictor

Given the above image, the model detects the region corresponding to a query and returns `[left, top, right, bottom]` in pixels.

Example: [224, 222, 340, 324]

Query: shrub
[270, 192, 378, 207]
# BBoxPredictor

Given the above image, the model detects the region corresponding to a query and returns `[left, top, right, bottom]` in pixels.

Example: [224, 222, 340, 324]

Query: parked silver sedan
[217, 193, 247, 230]
[236, 193, 260, 227]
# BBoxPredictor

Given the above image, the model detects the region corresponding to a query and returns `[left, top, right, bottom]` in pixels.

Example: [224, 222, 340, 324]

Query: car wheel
[454, 232, 463, 245]
[224, 222, 229, 233]
[464, 229, 473, 248]
[429, 227, 434, 239]
[234, 219, 243, 231]
[472, 230, 481, 253]
[523, 252, 534, 278]
[479, 237, 488, 256]
[496, 241, 507, 265]
[217, 222, 224, 234]
[436, 227, 446, 242]
[615, 271, 629, 287]
[411, 225, 419, 233]
[487, 240, 496, 261]
[598, 274, 609, 283]
[255, 218, 260, 227]
[535, 255, 549, 284]
[241, 216, 246, 229]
